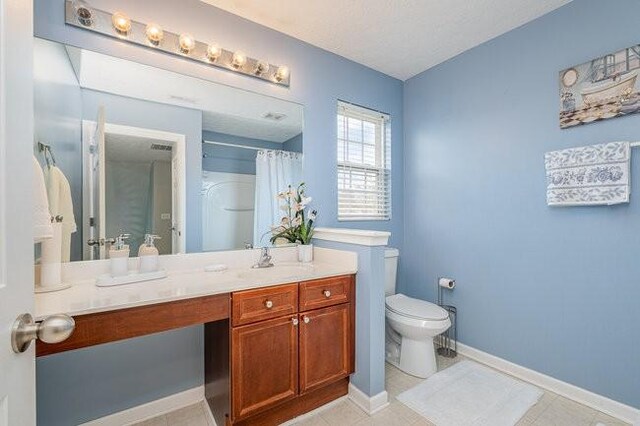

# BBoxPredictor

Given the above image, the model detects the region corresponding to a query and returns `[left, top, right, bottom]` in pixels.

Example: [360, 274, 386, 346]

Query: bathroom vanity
[34, 247, 357, 425]
[206, 275, 355, 426]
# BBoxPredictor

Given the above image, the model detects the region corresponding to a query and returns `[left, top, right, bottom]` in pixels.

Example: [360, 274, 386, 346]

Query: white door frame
[0, 0, 36, 423]
[82, 121, 187, 258]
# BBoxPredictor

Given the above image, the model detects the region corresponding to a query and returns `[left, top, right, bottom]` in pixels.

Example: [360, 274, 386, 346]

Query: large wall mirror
[34, 38, 304, 262]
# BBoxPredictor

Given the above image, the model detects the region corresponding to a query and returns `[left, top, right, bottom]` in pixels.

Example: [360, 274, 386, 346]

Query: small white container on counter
[109, 234, 131, 277]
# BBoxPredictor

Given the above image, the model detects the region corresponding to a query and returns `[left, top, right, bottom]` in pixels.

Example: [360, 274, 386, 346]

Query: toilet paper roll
[439, 277, 455, 289]
[40, 222, 62, 287]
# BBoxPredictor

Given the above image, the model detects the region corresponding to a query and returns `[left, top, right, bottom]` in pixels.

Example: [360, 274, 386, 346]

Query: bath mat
[397, 360, 543, 426]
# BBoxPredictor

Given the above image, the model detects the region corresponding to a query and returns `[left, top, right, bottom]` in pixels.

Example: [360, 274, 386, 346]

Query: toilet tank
[384, 248, 399, 296]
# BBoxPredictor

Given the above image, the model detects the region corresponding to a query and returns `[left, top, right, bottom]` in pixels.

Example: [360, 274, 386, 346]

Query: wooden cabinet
[299, 275, 351, 311]
[207, 275, 356, 425]
[231, 315, 299, 419]
[299, 304, 352, 393]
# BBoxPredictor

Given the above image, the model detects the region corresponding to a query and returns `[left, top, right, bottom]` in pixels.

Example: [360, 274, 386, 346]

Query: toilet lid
[385, 294, 449, 321]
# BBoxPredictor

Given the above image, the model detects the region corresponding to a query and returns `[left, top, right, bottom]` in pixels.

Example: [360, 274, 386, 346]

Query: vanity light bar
[65, 1, 291, 87]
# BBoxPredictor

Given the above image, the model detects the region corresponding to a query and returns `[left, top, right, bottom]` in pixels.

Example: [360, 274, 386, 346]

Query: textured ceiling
[200, 0, 571, 80]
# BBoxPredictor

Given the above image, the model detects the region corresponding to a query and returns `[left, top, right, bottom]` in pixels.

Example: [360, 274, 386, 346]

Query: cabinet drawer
[232, 283, 298, 326]
[299, 275, 352, 311]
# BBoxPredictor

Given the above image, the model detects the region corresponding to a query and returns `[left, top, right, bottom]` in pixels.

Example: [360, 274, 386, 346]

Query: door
[82, 110, 105, 260]
[231, 315, 299, 420]
[0, 0, 36, 423]
[299, 304, 352, 393]
[171, 137, 185, 254]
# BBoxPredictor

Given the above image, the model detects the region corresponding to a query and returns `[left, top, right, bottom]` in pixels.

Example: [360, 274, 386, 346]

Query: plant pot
[297, 244, 313, 263]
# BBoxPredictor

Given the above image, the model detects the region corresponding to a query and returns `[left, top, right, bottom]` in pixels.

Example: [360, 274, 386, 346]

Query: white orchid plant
[270, 182, 317, 245]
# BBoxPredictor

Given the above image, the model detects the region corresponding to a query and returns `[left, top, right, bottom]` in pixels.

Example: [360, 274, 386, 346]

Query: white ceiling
[105, 134, 173, 163]
[201, 0, 571, 80]
[64, 44, 303, 142]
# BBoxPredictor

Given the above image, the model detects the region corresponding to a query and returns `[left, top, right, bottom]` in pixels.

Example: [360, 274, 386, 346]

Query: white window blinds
[337, 101, 391, 221]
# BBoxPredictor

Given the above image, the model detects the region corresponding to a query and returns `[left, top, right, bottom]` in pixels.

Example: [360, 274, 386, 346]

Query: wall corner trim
[456, 343, 640, 425]
[348, 383, 390, 415]
[314, 227, 391, 246]
[79, 386, 204, 425]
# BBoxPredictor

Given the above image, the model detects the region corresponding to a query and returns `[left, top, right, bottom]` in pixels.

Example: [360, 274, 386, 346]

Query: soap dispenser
[138, 234, 161, 273]
[109, 233, 131, 277]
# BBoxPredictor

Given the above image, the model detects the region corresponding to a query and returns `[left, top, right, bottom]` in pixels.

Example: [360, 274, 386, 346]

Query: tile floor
[134, 354, 630, 426]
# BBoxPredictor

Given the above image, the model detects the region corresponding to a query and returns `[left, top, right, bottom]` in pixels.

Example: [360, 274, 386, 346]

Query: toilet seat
[385, 293, 449, 321]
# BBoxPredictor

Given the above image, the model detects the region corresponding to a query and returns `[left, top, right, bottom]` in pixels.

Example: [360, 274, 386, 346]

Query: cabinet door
[231, 315, 299, 420]
[299, 304, 352, 394]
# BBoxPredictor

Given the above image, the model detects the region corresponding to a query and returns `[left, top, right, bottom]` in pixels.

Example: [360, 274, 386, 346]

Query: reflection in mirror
[34, 37, 303, 263]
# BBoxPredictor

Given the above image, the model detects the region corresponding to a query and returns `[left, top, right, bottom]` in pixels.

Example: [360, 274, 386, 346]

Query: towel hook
[37, 142, 56, 168]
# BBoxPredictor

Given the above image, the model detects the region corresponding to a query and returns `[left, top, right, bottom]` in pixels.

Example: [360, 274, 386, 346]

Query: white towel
[44, 166, 77, 262]
[545, 141, 630, 206]
[33, 157, 53, 242]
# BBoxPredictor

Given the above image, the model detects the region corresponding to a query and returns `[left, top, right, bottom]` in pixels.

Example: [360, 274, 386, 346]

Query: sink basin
[236, 264, 314, 281]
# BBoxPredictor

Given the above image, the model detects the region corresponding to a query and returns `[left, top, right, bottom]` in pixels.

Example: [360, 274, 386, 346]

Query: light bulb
[231, 51, 247, 69]
[73, 0, 93, 27]
[255, 60, 270, 76]
[111, 12, 131, 35]
[178, 33, 196, 54]
[275, 66, 289, 82]
[145, 23, 164, 45]
[206, 44, 222, 62]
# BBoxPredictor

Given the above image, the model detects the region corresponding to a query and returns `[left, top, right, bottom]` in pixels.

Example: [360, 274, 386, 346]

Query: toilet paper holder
[436, 277, 457, 358]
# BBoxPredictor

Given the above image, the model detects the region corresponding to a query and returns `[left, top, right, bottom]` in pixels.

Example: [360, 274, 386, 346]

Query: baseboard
[80, 386, 204, 426]
[202, 400, 217, 426]
[348, 383, 389, 415]
[456, 342, 640, 425]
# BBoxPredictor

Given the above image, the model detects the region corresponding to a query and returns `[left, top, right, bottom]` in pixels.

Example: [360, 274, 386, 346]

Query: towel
[545, 141, 630, 206]
[44, 166, 77, 262]
[33, 156, 53, 242]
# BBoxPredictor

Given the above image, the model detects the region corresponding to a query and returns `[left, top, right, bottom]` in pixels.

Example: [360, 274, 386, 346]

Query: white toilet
[384, 248, 451, 378]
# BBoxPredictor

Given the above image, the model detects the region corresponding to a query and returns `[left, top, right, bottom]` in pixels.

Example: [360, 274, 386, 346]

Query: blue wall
[34, 0, 403, 423]
[202, 130, 283, 175]
[283, 133, 303, 153]
[314, 240, 386, 398]
[402, 0, 640, 408]
[37, 327, 203, 426]
[81, 89, 203, 253]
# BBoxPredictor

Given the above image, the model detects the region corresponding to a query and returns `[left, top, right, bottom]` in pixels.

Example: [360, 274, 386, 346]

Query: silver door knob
[291, 317, 299, 326]
[265, 300, 274, 309]
[303, 316, 310, 324]
[323, 290, 331, 298]
[11, 313, 75, 353]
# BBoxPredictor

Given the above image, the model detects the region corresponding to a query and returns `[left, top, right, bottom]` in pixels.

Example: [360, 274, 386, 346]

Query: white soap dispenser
[109, 233, 131, 277]
[138, 234, 161, 273]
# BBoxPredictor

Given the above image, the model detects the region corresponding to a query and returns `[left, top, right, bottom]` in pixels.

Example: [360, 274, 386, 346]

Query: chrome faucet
[252, 247, 274, 269]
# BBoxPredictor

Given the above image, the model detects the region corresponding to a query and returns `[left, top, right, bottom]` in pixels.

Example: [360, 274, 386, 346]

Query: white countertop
[35, 247, 357, 320]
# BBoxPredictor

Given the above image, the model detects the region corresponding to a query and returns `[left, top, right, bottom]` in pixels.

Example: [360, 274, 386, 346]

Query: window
[337, 101, 391, 221]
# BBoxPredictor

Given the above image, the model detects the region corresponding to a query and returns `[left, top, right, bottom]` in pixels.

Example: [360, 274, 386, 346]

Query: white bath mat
[397, 360, 543, 426]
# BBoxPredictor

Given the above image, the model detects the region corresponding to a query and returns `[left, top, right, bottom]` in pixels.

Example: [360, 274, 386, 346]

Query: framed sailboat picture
[559, 44, 640, 128]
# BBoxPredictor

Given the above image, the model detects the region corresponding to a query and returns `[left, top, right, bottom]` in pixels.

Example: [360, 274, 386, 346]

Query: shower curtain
[254, 150, 303, 246]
